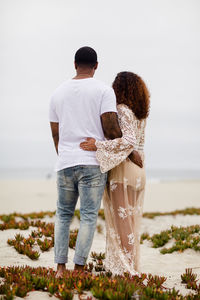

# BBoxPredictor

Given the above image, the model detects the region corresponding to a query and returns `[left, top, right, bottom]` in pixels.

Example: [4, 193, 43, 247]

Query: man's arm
[101, 112, 143, 168]
[100, 112, 122, 139]
[50, 122, 59, 154]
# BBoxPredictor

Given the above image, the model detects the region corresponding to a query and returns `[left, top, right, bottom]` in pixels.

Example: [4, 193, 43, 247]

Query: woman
[80, 72, 150, 275]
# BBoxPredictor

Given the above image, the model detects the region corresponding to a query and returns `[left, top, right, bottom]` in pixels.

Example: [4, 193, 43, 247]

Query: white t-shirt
[49, 78, 117, 171]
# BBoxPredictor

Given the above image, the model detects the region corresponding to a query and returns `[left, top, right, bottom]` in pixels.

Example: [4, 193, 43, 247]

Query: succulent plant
[141, 224, 200, 254]
[69, 229, 78, 249]
[96, 224, 103, 234]
[0, 266, 200, 299]
[181, 269, 197, 285]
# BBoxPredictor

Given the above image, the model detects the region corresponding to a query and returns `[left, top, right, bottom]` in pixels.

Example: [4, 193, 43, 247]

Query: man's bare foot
[74, 264, 85, 271]
[56, 263, 66, 278]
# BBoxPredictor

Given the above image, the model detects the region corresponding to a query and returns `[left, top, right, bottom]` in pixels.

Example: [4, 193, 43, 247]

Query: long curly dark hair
[112, 72, 150, 120]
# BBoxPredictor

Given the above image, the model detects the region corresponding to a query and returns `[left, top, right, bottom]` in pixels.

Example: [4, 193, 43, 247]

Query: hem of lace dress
[104, 262, 140, 277]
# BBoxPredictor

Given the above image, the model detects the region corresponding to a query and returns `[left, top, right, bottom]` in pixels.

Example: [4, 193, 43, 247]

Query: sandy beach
[0, 179, 200, 299]
[0, 179, 200, 214]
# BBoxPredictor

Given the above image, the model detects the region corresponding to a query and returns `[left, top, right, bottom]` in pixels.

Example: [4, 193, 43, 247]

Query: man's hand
[80, 138, 97, 151]
[128, 150, 143, 168]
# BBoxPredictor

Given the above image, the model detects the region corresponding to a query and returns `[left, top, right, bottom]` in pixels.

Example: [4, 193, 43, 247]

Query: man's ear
[74, 62, 78, 70]
[94, 62, 98, 70]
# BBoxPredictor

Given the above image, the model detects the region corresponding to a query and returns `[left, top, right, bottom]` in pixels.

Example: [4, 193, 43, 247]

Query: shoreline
[1, 167, 200, 182]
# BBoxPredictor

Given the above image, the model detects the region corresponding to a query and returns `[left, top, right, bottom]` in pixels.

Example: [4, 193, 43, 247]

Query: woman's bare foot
[56, 263, 66, 278]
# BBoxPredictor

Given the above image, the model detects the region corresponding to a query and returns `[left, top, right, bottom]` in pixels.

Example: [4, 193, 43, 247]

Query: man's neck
[73, 68, 94, 79]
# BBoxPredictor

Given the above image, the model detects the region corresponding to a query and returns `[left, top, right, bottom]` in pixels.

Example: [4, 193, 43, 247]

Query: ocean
[0, 167, 200, 182]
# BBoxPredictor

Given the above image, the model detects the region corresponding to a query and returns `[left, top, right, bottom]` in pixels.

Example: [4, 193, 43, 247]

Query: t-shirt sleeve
[100, 87, 117, 115]
[49, 96, 59, 122]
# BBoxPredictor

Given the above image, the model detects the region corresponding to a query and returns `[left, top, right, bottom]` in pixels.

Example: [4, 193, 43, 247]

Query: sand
[0, 179, 200, 214]
[0, 179, 200, 299]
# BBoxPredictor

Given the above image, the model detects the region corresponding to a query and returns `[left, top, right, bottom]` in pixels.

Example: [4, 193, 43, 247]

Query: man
[49, 46, 142, 277]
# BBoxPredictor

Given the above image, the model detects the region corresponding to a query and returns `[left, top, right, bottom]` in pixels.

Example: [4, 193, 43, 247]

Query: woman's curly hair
[112, 72, 150, 120]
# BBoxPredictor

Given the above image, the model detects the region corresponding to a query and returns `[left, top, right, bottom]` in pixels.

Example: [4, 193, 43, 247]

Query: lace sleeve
[138, 119, 146, 151]
[96, 106, 137, 173]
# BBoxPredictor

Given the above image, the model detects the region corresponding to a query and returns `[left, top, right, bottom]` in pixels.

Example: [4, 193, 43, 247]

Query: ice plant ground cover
[141, 224, 200, 253]
[0, 208, 200, 299]
[1, 208, 200, 258]
[0, 265, 200, 299]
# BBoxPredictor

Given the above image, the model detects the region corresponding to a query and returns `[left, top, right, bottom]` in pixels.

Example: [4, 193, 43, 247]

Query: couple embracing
[49, 46, 150, 278]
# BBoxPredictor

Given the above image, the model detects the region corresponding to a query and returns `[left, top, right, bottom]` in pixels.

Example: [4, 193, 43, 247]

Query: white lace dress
[95, 104, 146, 275]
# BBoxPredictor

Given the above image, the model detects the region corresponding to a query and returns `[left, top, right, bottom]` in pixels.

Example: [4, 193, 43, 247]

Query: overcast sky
[0, 0, 200, 172]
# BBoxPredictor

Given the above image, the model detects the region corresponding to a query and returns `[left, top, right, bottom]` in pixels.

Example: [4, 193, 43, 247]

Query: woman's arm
[80, 106, 143, 172]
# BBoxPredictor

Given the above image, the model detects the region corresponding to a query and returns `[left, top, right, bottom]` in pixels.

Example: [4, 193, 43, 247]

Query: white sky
[0, 0, 200, 170]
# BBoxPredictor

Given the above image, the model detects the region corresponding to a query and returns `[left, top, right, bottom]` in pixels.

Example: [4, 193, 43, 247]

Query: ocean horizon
[0, 167, 200, 182]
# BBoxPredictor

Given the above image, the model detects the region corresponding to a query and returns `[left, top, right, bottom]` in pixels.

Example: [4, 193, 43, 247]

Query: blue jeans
[54, 165, 107, 265]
